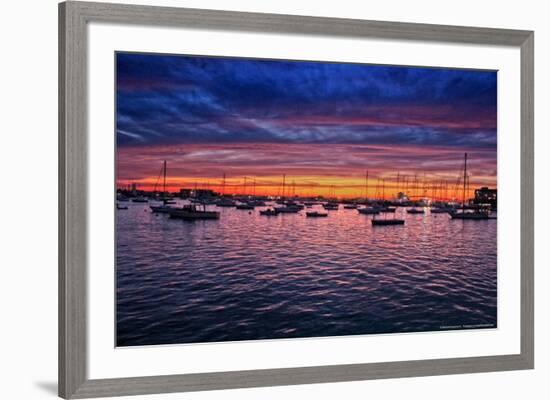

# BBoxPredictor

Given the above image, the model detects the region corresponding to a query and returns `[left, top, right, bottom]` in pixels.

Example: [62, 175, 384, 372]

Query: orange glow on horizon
[116, 143, 496, 201]
[116, 174, 489, 201]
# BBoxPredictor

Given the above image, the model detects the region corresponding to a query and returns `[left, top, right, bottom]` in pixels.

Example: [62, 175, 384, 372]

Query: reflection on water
[116, 202, 497, 346]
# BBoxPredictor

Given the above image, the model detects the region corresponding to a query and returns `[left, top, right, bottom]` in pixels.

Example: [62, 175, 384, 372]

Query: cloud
[117, 129, 146, 142]
[116, 53, 497, 150]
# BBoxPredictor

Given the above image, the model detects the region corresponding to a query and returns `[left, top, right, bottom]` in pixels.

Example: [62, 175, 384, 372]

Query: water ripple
[117, 204, 497, 346]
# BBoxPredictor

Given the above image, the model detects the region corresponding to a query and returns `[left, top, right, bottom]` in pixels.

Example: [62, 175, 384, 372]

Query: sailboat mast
[396, 171, 400, 197]
[163, 160, 167, 197]
[462, 152, 467, 212]
[365, 170, 369, 200]
[282, 174, 286, 200]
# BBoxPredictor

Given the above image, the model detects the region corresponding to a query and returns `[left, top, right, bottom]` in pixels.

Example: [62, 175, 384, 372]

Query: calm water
[116, 202, 497, 346]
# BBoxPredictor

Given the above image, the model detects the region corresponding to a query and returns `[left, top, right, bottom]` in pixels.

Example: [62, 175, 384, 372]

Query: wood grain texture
[520, 32, 535, 368]
[72, 1, 532, 45]
[58, 1, 534, 398]
[70, 354, 530, 399]
[59, 2, 88, 398]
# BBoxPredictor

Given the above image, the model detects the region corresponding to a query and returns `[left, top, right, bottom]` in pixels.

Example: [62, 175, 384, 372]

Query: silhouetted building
[179, 188, 192, 198]
[179, 188, 217, 199]
[473, 187, 497, 210]
[194, 189, 216, 198]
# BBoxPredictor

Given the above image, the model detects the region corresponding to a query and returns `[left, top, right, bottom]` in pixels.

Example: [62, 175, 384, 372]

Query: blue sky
[116, 52, 497, 148]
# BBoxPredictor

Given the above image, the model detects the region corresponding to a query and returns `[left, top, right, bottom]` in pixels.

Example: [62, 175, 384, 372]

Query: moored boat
[168, 204, 220, 220]
[322, 202, 339, 210]
[358, 207, 380, 215]
[450, 153, 490, 221]
[259, 208, 279, 216]
[449, 209, 490, 220]
[306, 211, 328, 217]
[216, 198, 237, 207]
[248, 200, 266, 207]
[430, 207, 451, 214]
[156, 196, 177, 205]
[150, 160, 177, 212]
[372, 218, 404, 226]
[236, 203, 255, 210]
[407, 208, 424, 214]
[150, 204, 176, 213]
[282, 200, 304, 210]
[274, 205, 301, 213]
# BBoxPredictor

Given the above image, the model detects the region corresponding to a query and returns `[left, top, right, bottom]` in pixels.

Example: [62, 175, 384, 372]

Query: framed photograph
[59, 1, 534, 398]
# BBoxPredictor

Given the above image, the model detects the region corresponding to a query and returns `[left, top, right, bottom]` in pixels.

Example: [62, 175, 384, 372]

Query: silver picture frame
[59, 1, 534, 398]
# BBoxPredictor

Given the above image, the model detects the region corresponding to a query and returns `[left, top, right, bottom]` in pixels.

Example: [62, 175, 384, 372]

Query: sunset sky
[116, 52, 497, 199]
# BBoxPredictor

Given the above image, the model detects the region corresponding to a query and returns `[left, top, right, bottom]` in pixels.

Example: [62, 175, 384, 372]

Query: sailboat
[259, 208, 279, 216]
[236, 202, 255, 210]
[322, 202, 339, 210]
[358, 206, 380, 215]
[168, 203, 220, 220]
[275, 205, 301, 213]
[216, 197, 237, 207]
[372, 216, 404, 226]
[131, 195, 148, 203]
[274, 174, 301, 213]
[150, 160, 177, 213]
[371, 207, 404, 225]
[117, 194, 129, 202]
[430, 206, 451, 214]
[371, 198, 404, 226]
[449, 153, 490, 220]
[306, 210, 328, 217]
[215, 173, 237, 207]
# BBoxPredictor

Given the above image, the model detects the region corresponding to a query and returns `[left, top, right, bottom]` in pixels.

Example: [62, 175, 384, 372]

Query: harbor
[117, 153, 497, 225]
[116, 154, 497, 346]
